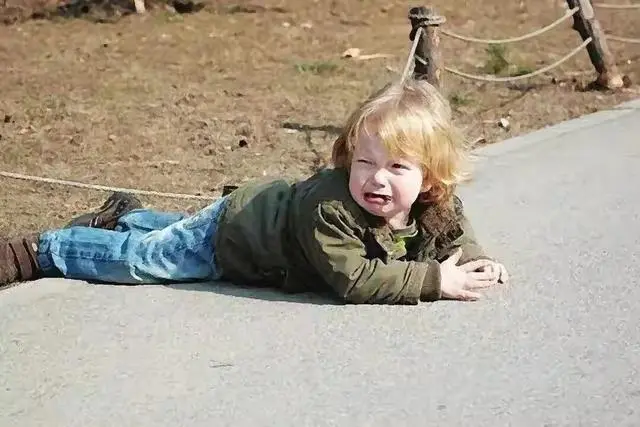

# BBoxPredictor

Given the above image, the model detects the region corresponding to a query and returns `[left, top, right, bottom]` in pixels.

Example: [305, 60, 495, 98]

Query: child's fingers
[456, 289, 482, 301]
[467, 264, 500, 285]
[465, 276, 498, 289]
[498, 264, 510, 283]
[459, 259, 493, 272]
[441, 286, 482, 301]
[468, 269, 497, 282]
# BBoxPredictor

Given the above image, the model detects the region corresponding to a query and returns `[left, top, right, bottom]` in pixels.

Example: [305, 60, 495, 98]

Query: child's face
[348, 132, 427, 229]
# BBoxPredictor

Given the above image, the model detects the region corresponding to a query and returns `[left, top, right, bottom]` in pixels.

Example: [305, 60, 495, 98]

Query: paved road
[2, 99, 639, 426]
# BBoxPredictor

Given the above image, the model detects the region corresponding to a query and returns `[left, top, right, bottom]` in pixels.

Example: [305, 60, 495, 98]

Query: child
[0, 78, 508, 304]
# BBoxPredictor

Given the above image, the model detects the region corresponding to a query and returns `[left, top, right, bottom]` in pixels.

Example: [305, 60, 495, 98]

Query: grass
[449, 92, 473, 108]
[482, 44, 535, 78]
[483, 44, 510, 75]
[294, 61, 339, 75]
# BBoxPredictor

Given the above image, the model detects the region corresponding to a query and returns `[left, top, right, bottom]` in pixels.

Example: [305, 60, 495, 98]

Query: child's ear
[421, 182, 432, 193]
[417, 182, 433, 203]
[417, 191, 431, 203]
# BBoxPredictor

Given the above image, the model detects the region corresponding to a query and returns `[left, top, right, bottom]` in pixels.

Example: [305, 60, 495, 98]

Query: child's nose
[371, 168, 389, 185]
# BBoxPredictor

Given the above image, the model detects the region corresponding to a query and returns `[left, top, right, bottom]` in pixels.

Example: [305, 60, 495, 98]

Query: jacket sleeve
[435, 197, 492, 265]
[299, 203, 442, 305]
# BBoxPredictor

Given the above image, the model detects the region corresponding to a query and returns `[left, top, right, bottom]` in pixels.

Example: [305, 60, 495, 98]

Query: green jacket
[214, 168, 489, 305]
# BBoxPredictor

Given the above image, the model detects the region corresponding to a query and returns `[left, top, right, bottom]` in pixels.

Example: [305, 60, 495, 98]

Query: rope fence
[0, 3, 638, 199]
[440, 7, 579, 44]
[607, 34, 640, 43]
[407, 1, 638, 89]
[443, 38, 593, 83]
[0, 171, 215, 200]
[594, 2, 640, 8]
[594, 1, 640, 44]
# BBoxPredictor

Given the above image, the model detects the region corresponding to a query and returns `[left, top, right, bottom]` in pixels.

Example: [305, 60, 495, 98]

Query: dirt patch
[1, 0, 639, 237]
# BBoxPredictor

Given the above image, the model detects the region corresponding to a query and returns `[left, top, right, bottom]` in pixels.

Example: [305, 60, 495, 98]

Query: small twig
[209, 362, 234, 368]
[356, 54, 395, 61]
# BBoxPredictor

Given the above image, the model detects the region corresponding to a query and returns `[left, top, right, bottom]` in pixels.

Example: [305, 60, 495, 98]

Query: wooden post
[408, 6, 446, 89]
[566, 0, 623, 89]
[133, 0, 146, 13]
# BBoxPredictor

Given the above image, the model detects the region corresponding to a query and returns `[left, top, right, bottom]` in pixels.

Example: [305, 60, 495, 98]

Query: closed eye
[356, 158, 372, 165]
[392, 163, 411, 170]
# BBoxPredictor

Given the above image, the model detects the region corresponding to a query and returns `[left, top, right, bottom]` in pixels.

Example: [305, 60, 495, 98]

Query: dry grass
[0, 0, 639, 237]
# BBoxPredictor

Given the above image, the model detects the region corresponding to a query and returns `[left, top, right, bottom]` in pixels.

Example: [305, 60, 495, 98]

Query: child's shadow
[163, 281, 343, 306]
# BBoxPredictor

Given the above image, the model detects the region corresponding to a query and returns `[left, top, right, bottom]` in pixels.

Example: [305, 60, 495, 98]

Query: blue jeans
[37, 197, 227, 284]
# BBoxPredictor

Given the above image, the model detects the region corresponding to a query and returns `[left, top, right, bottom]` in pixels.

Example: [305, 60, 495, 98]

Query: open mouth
[364, 192, 391, 204]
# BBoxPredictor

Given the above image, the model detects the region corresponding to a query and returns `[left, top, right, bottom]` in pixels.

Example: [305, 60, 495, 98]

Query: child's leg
[114, 209, 188, 234]
[37, 197, 227, 284]
[66, 192, 143, 230]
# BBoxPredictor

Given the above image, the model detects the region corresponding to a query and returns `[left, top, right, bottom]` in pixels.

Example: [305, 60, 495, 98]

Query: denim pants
[37, 197, 227, 284]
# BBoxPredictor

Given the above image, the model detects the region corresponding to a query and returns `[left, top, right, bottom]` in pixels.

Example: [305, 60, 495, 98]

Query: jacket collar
[412, 196, 459, 237]
[334, 167, 458, 251]
[363, 197, 458, 235]
[358, 197, 458, 260]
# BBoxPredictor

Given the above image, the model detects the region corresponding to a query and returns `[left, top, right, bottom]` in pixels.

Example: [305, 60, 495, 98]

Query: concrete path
[2, 99, 639, 426]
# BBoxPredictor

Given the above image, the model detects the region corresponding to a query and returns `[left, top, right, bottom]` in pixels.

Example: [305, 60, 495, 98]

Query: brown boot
[0, 234, 42, 289]
[65, 192, 143, 230]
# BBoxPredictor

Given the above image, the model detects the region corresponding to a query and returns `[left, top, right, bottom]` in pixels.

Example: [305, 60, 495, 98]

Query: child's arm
[436, 197, 509, 284]
[435, 196, 493, 265]
[299, 204, 443, 305]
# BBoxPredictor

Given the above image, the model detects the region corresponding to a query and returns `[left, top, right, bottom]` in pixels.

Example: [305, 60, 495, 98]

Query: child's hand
[483, 261, 509, 284]
[438, 249, 499, 301]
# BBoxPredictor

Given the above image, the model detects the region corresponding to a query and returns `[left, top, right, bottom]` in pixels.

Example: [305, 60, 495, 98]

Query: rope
[0, 8, 610, 200]
[401, 26, 423, 81]
[593, 2, 640, 9]
[607, 34, 640, 43]
[3, 21, 427, 199]
[442, 37, 592, 82]
[0, 171, 216, 201]
[440, 7, 579, 44]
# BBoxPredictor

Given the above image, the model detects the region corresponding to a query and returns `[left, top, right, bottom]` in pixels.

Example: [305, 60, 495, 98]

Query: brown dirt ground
[1, 0, 639, 238]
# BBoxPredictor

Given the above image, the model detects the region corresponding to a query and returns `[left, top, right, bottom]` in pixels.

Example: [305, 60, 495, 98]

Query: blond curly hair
[332, 78, 471, 204]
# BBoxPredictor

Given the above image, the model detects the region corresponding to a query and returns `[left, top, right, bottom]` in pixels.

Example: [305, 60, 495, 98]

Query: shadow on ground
[169, 281, 344, 305]
[89, 280, 344, 305]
